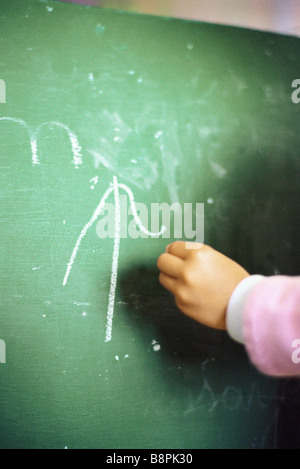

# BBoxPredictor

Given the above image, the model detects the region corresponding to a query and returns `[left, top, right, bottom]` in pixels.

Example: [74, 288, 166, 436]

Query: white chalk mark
[0, 79, 6, 104]
[73, 301, 91, 306]
[88, 149, 114, 171]
[105, 176, 121, 343]
[90, 176, 99, 186]
[118, 182, 166, 237]
[31, 138, 38, 165]
[151, 339, 161, 352]
[37, 122, 82, 167]
[63, 179, 165, 286]
[90, 175, 99, 190]
[63, 177, 166, 343]
[62, 184, 114, 286]
[154, 130, 163, 139]
[0, 117, 38, 164]
[0, 117, 82, 166]
[104, 180, 165, 341]
[0, 339, 6, 363]
[210, 161, 227, 178]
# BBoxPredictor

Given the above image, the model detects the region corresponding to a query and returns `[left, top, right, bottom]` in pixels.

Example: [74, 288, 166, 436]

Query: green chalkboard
[1, 0, 300, 449]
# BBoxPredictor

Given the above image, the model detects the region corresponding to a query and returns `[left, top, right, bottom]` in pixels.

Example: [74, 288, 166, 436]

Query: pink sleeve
[243, 276, 300, 377]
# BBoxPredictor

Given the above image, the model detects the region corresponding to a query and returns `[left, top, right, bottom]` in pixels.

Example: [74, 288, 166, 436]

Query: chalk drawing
[118, 182, 166, 237]
[0, 117, 37, 163]
[105, 176, 121, 342]
[0, 79, 6, 104]
[89, 150, 114, 171]
[90, 176, 99, 190]
[37, 122, 82, 167]
[144, 377, 278, 434]
[62, 183, 114, 287]
[63, 176, 165, 342]
[1, 116, 166, 342]
[0, 117, 82, 166]
[0, 339, 6, 364]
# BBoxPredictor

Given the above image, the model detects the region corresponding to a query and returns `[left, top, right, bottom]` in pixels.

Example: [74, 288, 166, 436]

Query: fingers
[157, 252, 183, 278]
[158, 241, 205, 295]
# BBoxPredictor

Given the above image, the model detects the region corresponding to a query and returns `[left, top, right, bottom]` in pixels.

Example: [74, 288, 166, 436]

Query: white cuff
[226, 275, 265, 344]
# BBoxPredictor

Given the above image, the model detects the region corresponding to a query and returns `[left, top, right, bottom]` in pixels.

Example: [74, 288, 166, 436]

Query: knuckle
[181, 266, 193, 285]
[191, 244, 210, 260]
[191, 250, 202, 262]
[201, 244, 213, 254]
[176, 286, 188, 304]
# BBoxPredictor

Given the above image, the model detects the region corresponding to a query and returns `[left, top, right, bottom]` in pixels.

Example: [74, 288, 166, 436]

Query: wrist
[226, 275, 265, 344]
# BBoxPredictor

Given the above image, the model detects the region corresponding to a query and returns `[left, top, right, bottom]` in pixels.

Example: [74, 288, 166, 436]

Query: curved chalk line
[63, 177, 166, 342]
[0, 117, 82, 166]
[62, 184, 114, 286]
[118, 182, 166, 237]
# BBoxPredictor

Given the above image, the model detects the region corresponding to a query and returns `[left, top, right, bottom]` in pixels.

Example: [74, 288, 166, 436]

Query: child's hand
[157, 241, 249, 330]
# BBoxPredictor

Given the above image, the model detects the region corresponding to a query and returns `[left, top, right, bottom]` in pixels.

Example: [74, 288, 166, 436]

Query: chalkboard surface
[1, 0, 300, 449]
